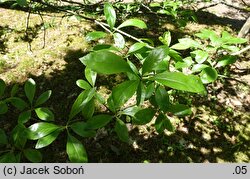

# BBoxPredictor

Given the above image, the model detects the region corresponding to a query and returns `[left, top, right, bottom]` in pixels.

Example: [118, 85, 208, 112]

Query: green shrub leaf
[159, 31, 171, 46]
[23, 149, 42, 163]
[111, 80, 139, 109]
[0, 129, 7, 145]
[104, 2, 116, 30]
[35, 107, 54, 121]
[216, 55, 237, 67]
[11, 124, 27, 149]
[155, 86, 170, 111]
[18, 110, 31, 124]
[115, 119, 129, 143]
[24, 78, 36, 104]
[80, 50, 132, 74]
[136, 81, 146, 106]
[113, 33, 125, 49]
[85, 67, 97, 87]
[167, 104, 192, 116]
[82, 98, 95, 120]
[128, 42, 147, 54]
[35, 90, 52, 107]
[86, 114, 112, 130]
[16, 0, 27, 7]
[118, 19, 147, 29]
[171, 38, 201, 50]
[67, 133, 88, 163]
[10, 97, 28, 111]
[10, 84, 19, 97]
[86, 31, 107, 41]
[133, 108, 156, 125]
[151, 71, 206, 94]
[0, 152, 16, 163]
[200, 67, 218, 84]
[155, 113, 166, 134]
[35, 129, 61, 149]
[0, 101, 8, 114]
[70, 122, 96, 138]
[142, 45, 169, 75]
[69, 88, 95, 120]
[0, 79, 6, 97]
[191, 50, 209, 64]
[27, 122, 60, 140]
[76, 79, 91, 90]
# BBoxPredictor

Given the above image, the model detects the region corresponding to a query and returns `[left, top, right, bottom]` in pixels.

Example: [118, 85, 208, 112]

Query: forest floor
[0, 0, 249, 162]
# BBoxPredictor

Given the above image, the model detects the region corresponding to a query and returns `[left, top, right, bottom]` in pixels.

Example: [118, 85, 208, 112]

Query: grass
[0, 4, 249, 163]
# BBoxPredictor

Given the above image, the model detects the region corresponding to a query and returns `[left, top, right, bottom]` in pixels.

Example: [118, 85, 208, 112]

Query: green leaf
[111, 80, 139, 109]
[76, 80, 91, 90]
[16, 0, 27, 7]
[127, 60, 140, 76]
[167, 104, 192, 116]
[200, 67, 218, 84]
[164, 117, 175, 132]
[169, 49, 182, 61]
[133, 108, 156, 125]
[35, 90, 52, 107]
[35, 107, 54, 121]
[85, 31, 107, 41]
[191, 64, 209, 72]
[69, 88, 95, 120]
[80, 50, 132, 74]
[104, 2, 116, 30]
[0, 152, 16, 163]
[11, 124, 27, 149]
[136, 81, 146, 106]
[191, 50, 209, 64]
[0, 129, 7, 145]
[222, 31, 247, 44]
[216, 55, 237, 67]
[142, 45, 169, 75]
[149, 2, 161, 7]
[118, 19, 147, 29]
[67, 133, 88, 163]
[0, 101, 8, 114]
[145, 82, 155, 99]
[10, 84, 19, 97]
[151, 71, 206, 94]
[70, 122, 96, 138]
[113, 33, 125, 49]
[35, 129, 61, 149]
[155, 113, 165, 134]
[0, 79, 6, 97]
[27, 122, 60, 140]
[195, 29, 217, 40]
[23, 149, 42, 163]
[159, 31, 171, 46]
[18, 110, 31, 124]
[24, 78, 36, 104]
[10, 97, 28, 110]
[128, 42, 147, 54]
[86, 114, 112, 130]
[92, 44, 119, 51]
[82, 98, 95, 120]
[85, 67, 97, 87]
[120, 106, 141, 117]
[115, 119, 129, 143]
[171, 38, 201, 50]
[155, 86, 170, 111]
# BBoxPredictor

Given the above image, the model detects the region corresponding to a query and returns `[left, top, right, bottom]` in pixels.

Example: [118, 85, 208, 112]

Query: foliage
[0, 1, 248, 163]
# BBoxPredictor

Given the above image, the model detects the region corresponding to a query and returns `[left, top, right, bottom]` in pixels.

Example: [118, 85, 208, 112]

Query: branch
[231, 45, 250, 56]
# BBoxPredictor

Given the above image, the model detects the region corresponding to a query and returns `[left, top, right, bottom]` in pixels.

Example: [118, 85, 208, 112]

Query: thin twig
[218, 74, 249, 86]
[231, 45, 250, 56]
[26, 3, 32, 52]
[37, 10, 46, 49]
